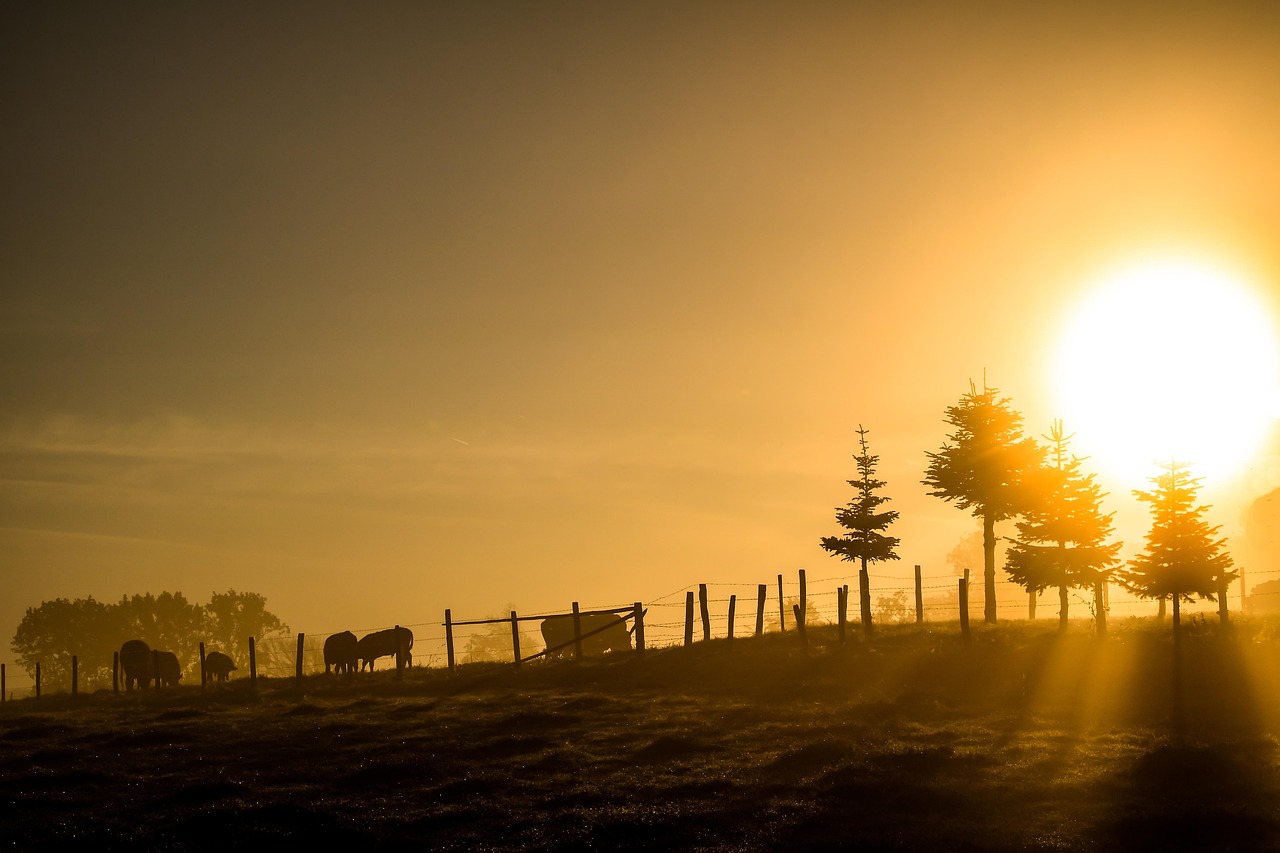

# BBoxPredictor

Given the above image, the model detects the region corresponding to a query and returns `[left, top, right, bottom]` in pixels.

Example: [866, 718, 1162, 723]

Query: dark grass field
[5, 620, 1280, 851]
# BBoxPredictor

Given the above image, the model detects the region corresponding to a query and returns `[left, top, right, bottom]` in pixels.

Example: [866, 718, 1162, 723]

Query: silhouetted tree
[11, 597, 123, 690]
[923, 381, 1042, 623]
[1122, 460, 1235, 644]
[204, 590, 288, 655]
[1004, 421, 1122, 632]
[821, 425, 900, 635]
[10, 590, 288, 690]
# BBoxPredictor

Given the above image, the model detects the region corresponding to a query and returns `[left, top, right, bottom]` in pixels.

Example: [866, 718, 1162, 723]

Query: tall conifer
[923, 381, 1042, 623]
[1123, 460, 1235, 642]
[1004, 421, 1121, 632]
[820, 425, 900, 635]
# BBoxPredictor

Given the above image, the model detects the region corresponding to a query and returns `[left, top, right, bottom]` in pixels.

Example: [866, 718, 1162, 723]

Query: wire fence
[6, 564, 1280, 702]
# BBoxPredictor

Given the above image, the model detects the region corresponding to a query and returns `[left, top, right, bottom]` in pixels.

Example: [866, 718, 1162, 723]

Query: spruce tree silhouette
[923, 380, 1041, 624]
[1123, 460, 1235, 644]
[820, 425, 900, 635]
[1004, 420, 1122, 632]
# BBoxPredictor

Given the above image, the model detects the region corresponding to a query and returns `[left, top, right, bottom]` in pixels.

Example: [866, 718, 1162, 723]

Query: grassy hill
[4, 618, 1280, 851]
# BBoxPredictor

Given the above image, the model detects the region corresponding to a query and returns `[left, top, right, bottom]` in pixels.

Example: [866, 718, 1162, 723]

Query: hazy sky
[5, 2, 1280, 664]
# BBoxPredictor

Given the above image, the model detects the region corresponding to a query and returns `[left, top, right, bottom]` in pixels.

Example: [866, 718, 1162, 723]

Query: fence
[5, 562, 1276, 702]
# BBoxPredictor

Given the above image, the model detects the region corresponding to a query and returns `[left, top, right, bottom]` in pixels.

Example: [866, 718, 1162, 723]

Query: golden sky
[4, 2, 1280, 662]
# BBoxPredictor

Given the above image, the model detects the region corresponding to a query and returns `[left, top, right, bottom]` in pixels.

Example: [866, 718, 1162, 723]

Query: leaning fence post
[756, 584, 766, 636]
[915, 564, 924, 624]
[799, 568, 807, 625]
[633, 602, 645, 655]
[511, 611, 522, 666]
[960, 570, 970, 646]
[199, 642, 207, 692]
[248, 637, 257, 685]
[445, 609, 456, 672]
[684, 591, 695, 647]
[793, 604, 807, 651]
[72, 656, 78, 697]
[572, 602, 583, 661]
[727, 595, 737, 640]
[699, 584, 711, 641]
[295, 633, 305, 681]
[777, 574, 786, 631]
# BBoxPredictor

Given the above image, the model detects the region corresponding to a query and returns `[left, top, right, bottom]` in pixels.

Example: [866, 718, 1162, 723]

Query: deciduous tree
[923, 381, 1042, 623]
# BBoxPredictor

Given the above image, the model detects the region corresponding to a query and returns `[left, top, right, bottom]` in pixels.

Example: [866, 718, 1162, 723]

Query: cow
[119, 639, 152, 691]
[356, 627, 414, 671]
[203, 651, 237, 684]
[152, 650, 183, 688]
[324, 631, 359, 675]
[540, 612, 632, 660]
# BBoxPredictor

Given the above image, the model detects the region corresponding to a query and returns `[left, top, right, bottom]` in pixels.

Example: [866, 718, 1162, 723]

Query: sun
[1052, 253, 1279, 487]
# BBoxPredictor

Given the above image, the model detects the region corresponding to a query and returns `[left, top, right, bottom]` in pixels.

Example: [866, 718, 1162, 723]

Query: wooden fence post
[633, 602, 645, 655]
[699, 584, 711, 641]
[959, 571, 970, 646]
[777, 574, 786, 631]
[35, 662, 41, 699]
[793, 604, 807, 651]
[684, 591, 695, 647]
[248, 637, 257, 685]
[837, 586, 847, 645]
[199, 642, 207, 692]
[756, 584, 766, 636]
[71, 656, 78, 697]
[295, 633, 305, 681]
[727, 594, 737, 640]
[445, 609, 456, 673]
[1241, 565, 1247, 614]
[510, 611, 522, 665]
[572, 602, 583, 662]
[799, 569, 807, 625]
[914, 564, 923, 624]
[1094, 580, 1108, 638]
[395, 624, 405, 678]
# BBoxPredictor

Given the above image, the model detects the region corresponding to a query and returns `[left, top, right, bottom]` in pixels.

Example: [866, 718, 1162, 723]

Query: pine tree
[923, 380, 1042, 623]
[820, 425, 900, 635]
[1123, 460, 1235, 643]
[1004, 420, 1122, 632]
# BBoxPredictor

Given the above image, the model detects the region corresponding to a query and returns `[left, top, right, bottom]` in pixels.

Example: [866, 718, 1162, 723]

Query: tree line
[10, 590, 288, 690]
[823, 380, 1235, 641]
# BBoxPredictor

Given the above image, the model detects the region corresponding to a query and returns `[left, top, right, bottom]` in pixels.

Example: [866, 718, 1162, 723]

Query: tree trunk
[1094, 581, 1107, 637]
[1158, 595, 1167, 621]
[859, 564, 873, 636]
[983, 512, 997, 624]
[1059, 584, 1069, 631]
[1172, 595, 1181, 647]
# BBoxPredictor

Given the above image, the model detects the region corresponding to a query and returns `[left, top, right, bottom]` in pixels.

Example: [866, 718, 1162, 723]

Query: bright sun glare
[1053, 254, 1280, 488]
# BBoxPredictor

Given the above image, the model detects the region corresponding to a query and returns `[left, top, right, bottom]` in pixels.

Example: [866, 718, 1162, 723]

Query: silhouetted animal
[203, 651, 236, 683]
[540, 613, 632, 659]
[119, 639, 152, 691]
[324, 631, 359, 675]
[356, 627, 414, 671]
[153, 650, 182, 688]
